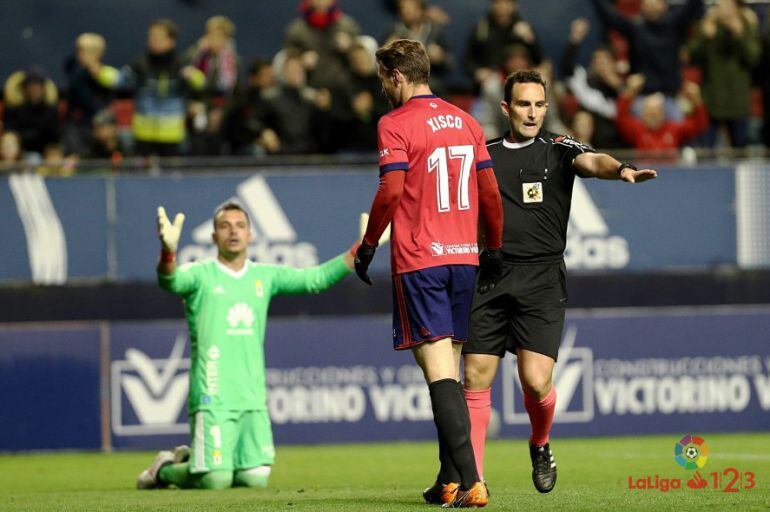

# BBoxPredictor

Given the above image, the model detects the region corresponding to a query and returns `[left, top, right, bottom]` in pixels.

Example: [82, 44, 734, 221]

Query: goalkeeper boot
[530, 442, 557, 493]
[172, 444, 190, 463]
[423, 481, 459, 505]
[442, 481, 489, 508]
[136, 450, 174, 489]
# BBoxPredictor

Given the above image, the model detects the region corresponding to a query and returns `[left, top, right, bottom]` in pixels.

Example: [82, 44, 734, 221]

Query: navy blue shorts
[392, 264, 477, 351]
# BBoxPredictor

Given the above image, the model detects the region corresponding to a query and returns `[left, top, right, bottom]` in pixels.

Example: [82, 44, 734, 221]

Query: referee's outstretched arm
[572, 152, 658, 184]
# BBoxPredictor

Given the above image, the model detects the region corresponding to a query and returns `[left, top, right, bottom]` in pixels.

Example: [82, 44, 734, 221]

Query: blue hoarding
[0, 306, 768, 452]
[0, 166, 744, 284]
[0, 324, 102, 450]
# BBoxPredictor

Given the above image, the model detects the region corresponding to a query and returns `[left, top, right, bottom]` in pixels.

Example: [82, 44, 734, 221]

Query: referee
[460, 69, 657, 494]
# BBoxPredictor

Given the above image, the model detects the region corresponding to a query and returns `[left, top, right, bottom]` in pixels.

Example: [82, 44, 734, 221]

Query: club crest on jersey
[255, 279, 264, 297]
[523, 182, 543, 203]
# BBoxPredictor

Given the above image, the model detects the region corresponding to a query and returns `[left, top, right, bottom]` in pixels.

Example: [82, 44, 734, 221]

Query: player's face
[501, 82, 548, 141]
[212, 209, 251, 257]
[377, 63, 401, 108]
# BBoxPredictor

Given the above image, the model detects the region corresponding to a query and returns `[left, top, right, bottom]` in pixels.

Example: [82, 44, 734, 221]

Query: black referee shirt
[487, 131, 595, 261]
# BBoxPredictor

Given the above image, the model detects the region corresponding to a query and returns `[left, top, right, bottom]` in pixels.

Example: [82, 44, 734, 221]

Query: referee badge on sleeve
[523, 182, 543, 203]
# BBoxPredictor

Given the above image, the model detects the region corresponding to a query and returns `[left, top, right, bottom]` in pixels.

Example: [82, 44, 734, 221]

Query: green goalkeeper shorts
[188, 409, 275, 473]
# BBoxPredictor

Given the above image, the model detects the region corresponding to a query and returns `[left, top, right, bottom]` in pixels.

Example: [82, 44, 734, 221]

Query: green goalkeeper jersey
[158, 254, 350, 413]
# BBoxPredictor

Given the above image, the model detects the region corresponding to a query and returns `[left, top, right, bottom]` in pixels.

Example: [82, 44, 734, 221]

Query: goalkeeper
[137, 201, 355, 490]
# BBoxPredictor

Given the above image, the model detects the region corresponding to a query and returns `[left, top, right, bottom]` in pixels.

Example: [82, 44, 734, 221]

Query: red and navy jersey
[377, 95, 493, 274]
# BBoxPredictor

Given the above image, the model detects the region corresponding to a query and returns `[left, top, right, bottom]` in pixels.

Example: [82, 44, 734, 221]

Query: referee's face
[501, 82, 547, 142]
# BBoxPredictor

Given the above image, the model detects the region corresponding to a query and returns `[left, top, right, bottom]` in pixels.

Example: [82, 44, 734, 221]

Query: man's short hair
[375, 39, 430, 85]
[149, 19, 178, 41]
[213, 201, 250, 229]
[503, 69, 547, 105]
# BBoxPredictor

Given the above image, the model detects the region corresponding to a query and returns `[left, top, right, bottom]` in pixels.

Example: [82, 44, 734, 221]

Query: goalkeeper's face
[212, 209, 252, 257]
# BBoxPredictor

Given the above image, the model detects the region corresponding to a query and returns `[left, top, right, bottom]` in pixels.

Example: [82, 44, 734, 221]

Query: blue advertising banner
[104, 307, 770, 451]
[0, 324, 102, 450]
[0, 306, 767, 451]
[0, 165, 743, 284]
[0, 175, 108, 283]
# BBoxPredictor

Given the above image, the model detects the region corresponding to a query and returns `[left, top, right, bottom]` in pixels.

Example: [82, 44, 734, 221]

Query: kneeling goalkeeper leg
[159, 464, 233, 490]
[233, 466, 272, 488]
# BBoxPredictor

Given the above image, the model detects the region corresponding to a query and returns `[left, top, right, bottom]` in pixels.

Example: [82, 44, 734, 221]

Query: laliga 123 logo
[111, 332, 190, 436]
[627, 434, 757, 493]
[178, 175, 318, 267]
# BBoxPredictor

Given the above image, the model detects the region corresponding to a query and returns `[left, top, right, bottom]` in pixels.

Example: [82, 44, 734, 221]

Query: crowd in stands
[2, 0, 770, 175]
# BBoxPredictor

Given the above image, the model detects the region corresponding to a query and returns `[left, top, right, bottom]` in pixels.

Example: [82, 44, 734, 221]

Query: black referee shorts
[464, 258, 567, 361]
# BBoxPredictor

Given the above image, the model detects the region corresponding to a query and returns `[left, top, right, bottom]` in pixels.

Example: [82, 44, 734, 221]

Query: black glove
[354, 243, 377, 285]
[478, 248, 503, 294]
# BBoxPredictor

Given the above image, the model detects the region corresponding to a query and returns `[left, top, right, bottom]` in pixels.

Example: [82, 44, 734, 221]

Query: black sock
[436, 409, 461, 484]
[429, 378, 479, 489]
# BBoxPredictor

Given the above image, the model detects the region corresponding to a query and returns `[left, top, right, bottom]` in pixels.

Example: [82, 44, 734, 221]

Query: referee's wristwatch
[617, 162, 637, 177]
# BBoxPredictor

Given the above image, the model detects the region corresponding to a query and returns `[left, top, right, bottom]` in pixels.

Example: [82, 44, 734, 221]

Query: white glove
[359, 212, 391, 245]
[157, 206, 186, 252]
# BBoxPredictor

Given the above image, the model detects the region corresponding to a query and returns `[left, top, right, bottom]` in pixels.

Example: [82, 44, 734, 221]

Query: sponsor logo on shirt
[212, 285, 225, 295]
[430, 242, 479, 256]
[379, 148, 390, 158]
[226, 302, 255, 336]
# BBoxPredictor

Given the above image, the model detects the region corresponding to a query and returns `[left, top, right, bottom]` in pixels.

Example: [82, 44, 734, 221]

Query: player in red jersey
[355, 39, 504, 508]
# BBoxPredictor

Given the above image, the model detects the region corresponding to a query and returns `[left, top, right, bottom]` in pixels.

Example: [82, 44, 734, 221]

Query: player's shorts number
[428, 145, 474, 213]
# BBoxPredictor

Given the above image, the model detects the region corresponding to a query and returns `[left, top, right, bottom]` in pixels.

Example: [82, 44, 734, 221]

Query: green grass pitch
[1, 433, 768, 511]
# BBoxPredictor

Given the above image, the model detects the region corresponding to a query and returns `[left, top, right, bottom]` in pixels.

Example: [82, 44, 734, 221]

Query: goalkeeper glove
[478, 248, 503, 294]
[157, 206, 186, 253]
[354, 243, 377, 285]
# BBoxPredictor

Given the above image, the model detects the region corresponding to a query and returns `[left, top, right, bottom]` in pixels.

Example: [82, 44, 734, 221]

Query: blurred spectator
[561, 18, 624, 148]
[86, 109, 132, 160]
[570, 109, 597, 146]
[186, 16, 240, 100]
[269, 51, 334, 154]
[185, 16, 241, 155]
[284, 0, 361, 89]
[36, 143, 77, 177]
[759, 11, 770, 147]
[90, 19, 206, 157]
[340, 43, 391, 152]
[0, 131, 24, 172]
[382, 0, 453, 97]
[223, 57, 281, 156]
[472, 43, 534, 138]
[616, 74, 708, 150]
[63, 33, 114, 155]
[382, 0, 451, 27]
[2, 70, 60, 155]
[465, 0, 544, 91]
[537, 59, 570, 136]
[590, 0, 703, 97]
[687, 0, 759, 148]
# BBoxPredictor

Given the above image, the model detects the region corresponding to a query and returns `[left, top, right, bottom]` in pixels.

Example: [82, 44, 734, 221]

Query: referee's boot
[529, 442, 557, 493]
[423, 481, 459, 505]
